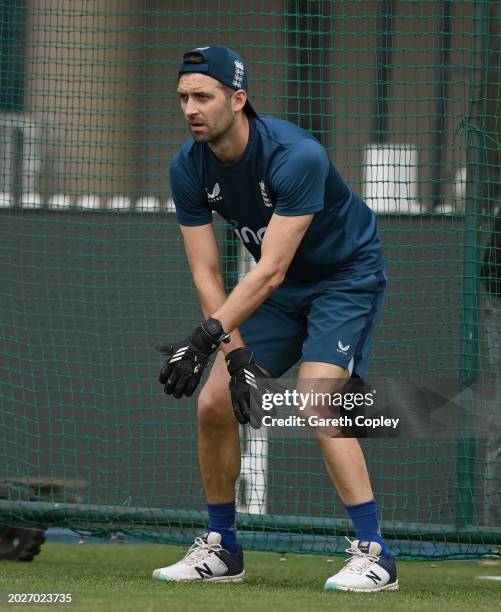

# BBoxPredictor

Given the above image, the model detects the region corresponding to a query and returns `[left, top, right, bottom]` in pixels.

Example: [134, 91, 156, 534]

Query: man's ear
[231, 90, 247, 113]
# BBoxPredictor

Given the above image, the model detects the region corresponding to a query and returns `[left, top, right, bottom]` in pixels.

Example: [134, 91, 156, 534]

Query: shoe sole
[325, 580, 399, 592]
[153, 571, 245, 583]
[201, 572, 245, 583]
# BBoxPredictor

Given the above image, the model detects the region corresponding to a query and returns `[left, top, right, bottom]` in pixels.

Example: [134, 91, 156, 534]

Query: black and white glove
[155, 317, 230, 399]
[226, 347, 274, 429]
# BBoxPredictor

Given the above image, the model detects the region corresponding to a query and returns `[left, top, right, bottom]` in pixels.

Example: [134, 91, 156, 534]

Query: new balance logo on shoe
[366, 570, 382, 585]
[358, 541, 371, 553]
[195, 563, 214, 579]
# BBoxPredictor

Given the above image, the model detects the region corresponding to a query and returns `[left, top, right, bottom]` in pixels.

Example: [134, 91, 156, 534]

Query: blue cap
[178, 46, 258, 117]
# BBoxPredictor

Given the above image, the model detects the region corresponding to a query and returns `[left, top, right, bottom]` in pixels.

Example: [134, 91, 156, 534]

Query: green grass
[0, 543, 500, 611]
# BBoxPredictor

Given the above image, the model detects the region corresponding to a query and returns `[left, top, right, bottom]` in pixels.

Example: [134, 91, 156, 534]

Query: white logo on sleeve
[206, 183, 222, 202]
[337, 341, 350, 355]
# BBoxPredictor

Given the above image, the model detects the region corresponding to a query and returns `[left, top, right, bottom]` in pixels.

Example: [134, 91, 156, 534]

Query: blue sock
[345, 499, 390, 557]
[207, 501, 237, 553]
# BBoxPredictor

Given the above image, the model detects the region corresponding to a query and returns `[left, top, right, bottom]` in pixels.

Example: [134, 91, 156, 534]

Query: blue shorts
[240, 271, 387, 378]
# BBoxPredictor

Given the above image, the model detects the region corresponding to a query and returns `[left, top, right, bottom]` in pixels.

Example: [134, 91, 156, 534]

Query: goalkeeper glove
[155, 317, 230, 399]
[226, 347, 273, 429]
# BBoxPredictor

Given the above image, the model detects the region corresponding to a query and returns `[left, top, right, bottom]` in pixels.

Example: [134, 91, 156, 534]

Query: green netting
[0, 1, 500, 559]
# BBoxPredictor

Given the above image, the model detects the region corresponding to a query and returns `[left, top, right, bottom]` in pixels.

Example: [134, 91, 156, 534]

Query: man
[152, 46, 398, 593]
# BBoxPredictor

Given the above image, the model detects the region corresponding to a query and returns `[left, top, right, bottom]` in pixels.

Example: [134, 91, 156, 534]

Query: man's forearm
[211, 264, 283, 333]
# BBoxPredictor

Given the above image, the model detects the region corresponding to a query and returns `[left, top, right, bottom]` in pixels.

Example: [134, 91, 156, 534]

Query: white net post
[235, 244, 269, 515]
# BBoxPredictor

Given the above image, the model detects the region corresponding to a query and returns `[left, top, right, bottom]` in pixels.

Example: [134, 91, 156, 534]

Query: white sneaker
[324, 539, 399, 592]
[152, 532, 244, 583]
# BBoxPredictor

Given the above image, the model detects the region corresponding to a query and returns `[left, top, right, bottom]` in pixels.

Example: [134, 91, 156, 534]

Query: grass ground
[0, 543, 500, 611]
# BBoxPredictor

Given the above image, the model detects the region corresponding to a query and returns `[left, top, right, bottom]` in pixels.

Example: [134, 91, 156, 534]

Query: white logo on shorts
[337, 341, 350, 355]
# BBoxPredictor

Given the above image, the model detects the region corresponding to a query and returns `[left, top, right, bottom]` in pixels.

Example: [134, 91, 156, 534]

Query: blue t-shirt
[170, 116, 384, 282]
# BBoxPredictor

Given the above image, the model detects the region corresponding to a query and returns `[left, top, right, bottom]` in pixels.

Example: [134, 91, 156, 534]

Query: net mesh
[0, 0, 500, 558]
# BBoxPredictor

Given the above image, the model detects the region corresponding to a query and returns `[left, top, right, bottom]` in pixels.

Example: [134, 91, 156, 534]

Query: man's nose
[184, 97, 198, 117]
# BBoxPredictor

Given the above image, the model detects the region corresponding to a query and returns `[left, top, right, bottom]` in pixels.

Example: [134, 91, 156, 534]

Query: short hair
[218, 83, 235, 99]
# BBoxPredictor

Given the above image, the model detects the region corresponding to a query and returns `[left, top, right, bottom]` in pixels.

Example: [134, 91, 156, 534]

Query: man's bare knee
[197, 388, 234, 428]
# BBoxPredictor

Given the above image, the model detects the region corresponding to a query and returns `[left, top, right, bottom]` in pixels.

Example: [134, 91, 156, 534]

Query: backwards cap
[178, 46, 257, 118]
